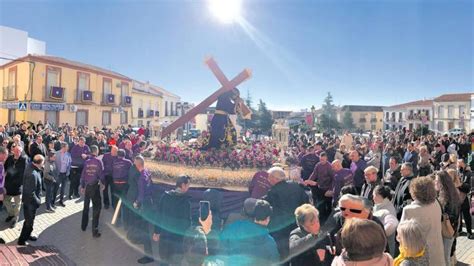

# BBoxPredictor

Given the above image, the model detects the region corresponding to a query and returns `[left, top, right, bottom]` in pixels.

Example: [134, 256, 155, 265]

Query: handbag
[437, 199, 455, 238]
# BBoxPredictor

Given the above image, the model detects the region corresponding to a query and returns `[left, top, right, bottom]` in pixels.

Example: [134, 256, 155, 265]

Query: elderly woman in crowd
[331, 218, 393, 266]
[373, 185, 399, 257]
[394, 219, 429, 265]
[417, 145, 431, 177]
[441, 169, 462, 264]
[400, 176, 444, 265]
[289, 204, 325, 265]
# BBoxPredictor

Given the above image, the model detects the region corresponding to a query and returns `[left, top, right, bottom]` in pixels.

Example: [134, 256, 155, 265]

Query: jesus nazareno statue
[202, 88, 251, 150]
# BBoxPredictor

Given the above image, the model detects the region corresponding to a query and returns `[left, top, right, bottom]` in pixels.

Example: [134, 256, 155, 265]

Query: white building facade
[433, 93, 471, 132]
[0, 26, 46, 65]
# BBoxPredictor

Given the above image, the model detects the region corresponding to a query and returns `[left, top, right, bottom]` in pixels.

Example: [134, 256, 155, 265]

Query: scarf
[394, 247, 425, 266]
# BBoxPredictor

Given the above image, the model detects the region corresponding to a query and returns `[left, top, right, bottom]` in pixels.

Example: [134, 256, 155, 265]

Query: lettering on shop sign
[30, 103, 66, 111]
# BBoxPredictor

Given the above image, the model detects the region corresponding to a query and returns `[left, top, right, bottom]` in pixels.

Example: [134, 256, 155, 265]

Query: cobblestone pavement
[1, 195, 474, 265]
[0, 196, 160, 266]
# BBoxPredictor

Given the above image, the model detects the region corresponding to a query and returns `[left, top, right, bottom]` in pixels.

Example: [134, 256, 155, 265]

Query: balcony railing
[147, 110, 154, 118]
[102, 93, 116, 105]
[407, 114, 430, 121]
[75, 90, 94, 104]
[121, 96, 132, 106]
[44, 86, 66, 102]
[2, 86, 17, 101]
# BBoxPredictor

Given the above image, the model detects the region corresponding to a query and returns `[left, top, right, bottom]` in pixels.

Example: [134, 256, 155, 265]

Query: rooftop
[434, 93, 472, 102]
[341, 105, 384, 112]
[386, 99, 433, 109]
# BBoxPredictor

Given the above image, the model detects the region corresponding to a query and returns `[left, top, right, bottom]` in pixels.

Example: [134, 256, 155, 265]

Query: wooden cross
[160, 57, 252, 138]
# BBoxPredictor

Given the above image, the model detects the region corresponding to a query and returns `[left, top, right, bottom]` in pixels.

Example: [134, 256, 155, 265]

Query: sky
[0, 0, 472, 111]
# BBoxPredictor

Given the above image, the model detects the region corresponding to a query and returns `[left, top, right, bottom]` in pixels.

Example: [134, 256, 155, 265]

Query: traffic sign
[18, 102, 27, 111]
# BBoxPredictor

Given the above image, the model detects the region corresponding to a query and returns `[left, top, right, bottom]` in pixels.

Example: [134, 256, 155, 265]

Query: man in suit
[29, 135, 47, 160]
[392, 162, 415, 220]
[403, 142, 419, 177]
[53, 142, 72, 207]
[18, 154, 45, 245]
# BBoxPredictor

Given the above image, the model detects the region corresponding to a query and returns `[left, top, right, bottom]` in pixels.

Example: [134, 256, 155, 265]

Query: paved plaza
[1, 194, 473, 265]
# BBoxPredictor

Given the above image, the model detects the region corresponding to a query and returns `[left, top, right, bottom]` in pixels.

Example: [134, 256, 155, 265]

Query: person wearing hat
[220, 199, 279, 265]
[154, 175, 192, 265]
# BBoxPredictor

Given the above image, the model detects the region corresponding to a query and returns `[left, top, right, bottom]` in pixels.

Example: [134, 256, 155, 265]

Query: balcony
[44, 86, 66, 102]
[2, 86, 17, 101]
[407, 114, 430, 122]
[75, 90, 94, 104]
[121, 96, 132, 106]
[102, 94, 116, 106]
[147, 110, 154, 118]
[359, 118, 367, 123]
[138, 108, 144, 118]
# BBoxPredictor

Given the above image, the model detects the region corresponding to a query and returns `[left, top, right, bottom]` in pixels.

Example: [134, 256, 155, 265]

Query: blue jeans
[443, 236, 454, 266]
[44, 179, 55, 209]
[53, 173, 68, 203]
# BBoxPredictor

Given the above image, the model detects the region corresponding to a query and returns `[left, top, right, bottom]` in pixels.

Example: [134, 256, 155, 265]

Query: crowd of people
[0, 120, 473, 266]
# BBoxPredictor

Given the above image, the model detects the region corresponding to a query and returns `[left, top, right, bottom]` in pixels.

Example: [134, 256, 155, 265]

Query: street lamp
[311, 105, 316, 130]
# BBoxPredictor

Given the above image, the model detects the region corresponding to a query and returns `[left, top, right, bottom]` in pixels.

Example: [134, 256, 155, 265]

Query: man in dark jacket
[392, 162, 415, 220]
[4, 144, 28, 228]
[29, 135, 47, 160]
[80, 145, 105, 238]
[111, 149, 132, 225]
[383, 157, 401, 190]
[0, 146, 9, 244]
[18, 154, 44, 245]
[265, 167, 310, 262]
[101, 145, 117, 209]
[403, 142, 419, 176]
[70, 137, 90, 199]
[300, 146, 320, 180]
[155, 175, 192, 265]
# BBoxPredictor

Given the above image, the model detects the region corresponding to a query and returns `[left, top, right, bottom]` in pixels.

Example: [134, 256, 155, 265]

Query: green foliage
[342, 109, 355, 130]
[320, 92, 340, 130]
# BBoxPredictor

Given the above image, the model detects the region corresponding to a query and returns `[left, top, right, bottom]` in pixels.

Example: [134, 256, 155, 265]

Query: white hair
[268, 167, 286, 181]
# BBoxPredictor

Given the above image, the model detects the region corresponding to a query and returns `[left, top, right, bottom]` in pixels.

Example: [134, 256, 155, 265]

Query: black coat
[265, 181, 311, 234]
[29, 141, 47, 159]
[392, 175, 415, 220]
[156, 190, 192, 261]
[22, 163, 42, 208]
[289, 227, 324, 266]
[4, 154, 28, 196]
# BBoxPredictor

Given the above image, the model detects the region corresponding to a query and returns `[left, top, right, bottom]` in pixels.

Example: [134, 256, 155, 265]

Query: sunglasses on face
[340, 207, 363, 214]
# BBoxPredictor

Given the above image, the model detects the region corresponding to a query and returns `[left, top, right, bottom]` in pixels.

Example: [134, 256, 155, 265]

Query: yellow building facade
[131, 80, 163, 127]
[0, 55, 132, 128]
[340, 105, 384, 131]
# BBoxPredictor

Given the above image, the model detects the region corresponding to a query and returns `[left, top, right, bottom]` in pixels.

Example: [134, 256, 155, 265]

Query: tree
[320, 92, 340, 130]
[342, 109, 355, 130]
[256, 99, 274, 135]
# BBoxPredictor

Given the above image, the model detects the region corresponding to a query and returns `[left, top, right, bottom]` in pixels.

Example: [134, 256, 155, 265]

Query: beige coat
[401, 200, 444, 266]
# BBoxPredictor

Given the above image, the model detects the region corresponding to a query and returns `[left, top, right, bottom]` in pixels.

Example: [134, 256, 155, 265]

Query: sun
[208, 0, 242, 24]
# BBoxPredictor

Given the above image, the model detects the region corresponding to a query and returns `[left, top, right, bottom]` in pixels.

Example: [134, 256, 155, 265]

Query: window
[8, 109, 16, 125]
[103, 78, 112, 102]
[46, 66, 61, 98]
[76, 110, 88, 126]
[165, 101, 169, 116]
[438, 106, 444, 119]
[448, 121, 454, 130]
[437, 121, 444, 131]
[171, 102, 174, 116]
[77, 72, 90, 100]
[120, 111, 128, 124]
[45, 111, 59, 127]
[138, 120, 143, 127]
[102, 111, 111, 125]
[5, 66, 17, 100]
[121, 82, 129, 104]
[371, 124, 376, 130]
[459, 105, 465, 118]
[447, 105, 454, 118]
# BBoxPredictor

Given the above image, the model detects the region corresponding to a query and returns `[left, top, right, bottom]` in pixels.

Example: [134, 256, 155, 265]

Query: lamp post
[311, 105, 316, 130]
